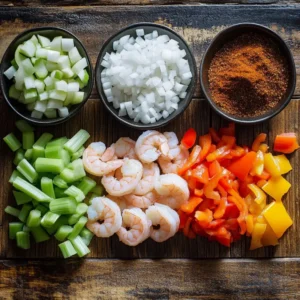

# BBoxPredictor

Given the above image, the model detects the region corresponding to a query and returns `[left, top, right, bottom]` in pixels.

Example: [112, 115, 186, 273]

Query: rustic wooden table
[0, 1, 300, 299]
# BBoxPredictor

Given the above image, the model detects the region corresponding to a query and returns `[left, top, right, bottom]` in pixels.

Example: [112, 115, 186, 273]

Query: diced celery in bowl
[0, 27, 93, 125]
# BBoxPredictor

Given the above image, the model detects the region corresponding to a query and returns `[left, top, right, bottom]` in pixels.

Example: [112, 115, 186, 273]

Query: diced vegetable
[26, 209, 42, 227]
[9, 222, 24, 239]
[13, 191, 32, 205]
[76, 176, 96, 195]
[68, 216, 88, 240]
[5, 206, 21, 218]
[17, 159, 38, 183]
[3, 133, 22, 152]
[70, 236, 90, 257]
[40, 177, 56, 198]
[16, 231, 30, 249]
[59, 240, 77, 258]
[50, 197, 77, 214]
[18, 203, 33, 222]
[55, 225, 73, 242]
[31, 225, 50, 243]
[64, 129, 90, 154]
[41, 211, 60, 228]
[35, 157, 64, 173]
[274, 133, 299, 154]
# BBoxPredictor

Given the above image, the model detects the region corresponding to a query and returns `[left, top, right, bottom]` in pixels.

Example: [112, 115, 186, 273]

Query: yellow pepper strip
[250, 150, 264, 176]
[250, 222, 267, 250]
[263, 201, 293, 238]
[261, 223, 279, 246]
[246, 215, 254, 236]
[258, 143, 269, 153]
[247, 184, 267, 215]
[274, 154, 292, 174]
[264, 153, 281, 177]
[262, 176, 291, 201]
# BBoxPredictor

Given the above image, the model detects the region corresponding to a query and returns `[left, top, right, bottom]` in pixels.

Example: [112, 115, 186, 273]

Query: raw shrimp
[101, 144, 116, 162]
[133, 162, 160, 195]
[158, 145, 189, 174]
[83, 142, 123, 176]
[124, 191, 156, 209]
[163, 132, 180, 159]
[146, 203, 180, 242]
[107, 195, 131, 212]
[135, 130, 169, 163]
[86, 197, 122, 238]
[117, 207, 151, 246]
[102, 158, 143, 196]
[154, 174, 189, 209]
[115, 137, 137, 159]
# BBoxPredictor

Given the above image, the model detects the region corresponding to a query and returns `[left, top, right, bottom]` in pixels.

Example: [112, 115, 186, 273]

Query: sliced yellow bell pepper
[250, 222, 267, 250]
[247, 184, 266, 215]
[261, 223, 279, 246]
[263, 201, 293, 238]
[264, 153, 281, 177]
[246, 215, 254, 236]
[262, 176, 291, 201]
[274, 154, 292, 174]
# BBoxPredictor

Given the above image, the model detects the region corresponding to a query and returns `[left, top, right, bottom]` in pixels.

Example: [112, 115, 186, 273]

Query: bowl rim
[0, 26, 94, 126]
[200, 22, 297, 124]
[95, 22, 197, 130]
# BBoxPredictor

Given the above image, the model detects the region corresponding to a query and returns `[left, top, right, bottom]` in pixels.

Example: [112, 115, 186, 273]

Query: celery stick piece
[13, 190, 32, 205]
[35, 157, 64, 173]
[54, 187, 66, 198]
[71, 146, 85, 161]
[23, 225, 31, 232]
[59, 240, 77, 258]
[41, 211, 60, 228]
[46, 137, 68, 148]
[3, 133, 21, 152]
[22, 131, 34, 150]
[35, 204, 48, 216]
[17, 158, 38, 183]
[64, 185, 85, 202]
[53, 175, 69, 189]
[45, 145, 62, 158]
[18, 203, 33, 222]
[69, 235, 90, 257]
[9, 222, 24, 239]
[91, 185, 104, 196]
[68, 203, 88, 225]
[13, 177, 51, 202]
[45, 215, 69, 235]
[61, 149, 71, 166]
[77, 176, 96, 195]
[33, 133, 53, 148]
[79, 228, 94, 246]
[16, 231, 30, 249]
[68, 216, 87, 240]
[50, 197, 77, 215]
[32, 146, 45, 161]
[26, 209, 41, 227]
[31, 225, 50, 243]
[16, 120, 34, 132]
[64, 129, 90, 154]
[41, 177, 55, 199]
[24, 149, 33, 161]
[55, 225, 73, 242]
[5, 206, 21, 218]
[13, 149, 25, 166]
[9, 170, 25, 184]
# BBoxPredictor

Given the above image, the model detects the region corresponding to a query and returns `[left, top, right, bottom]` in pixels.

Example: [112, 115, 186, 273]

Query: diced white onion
[58, 107, 69, 118]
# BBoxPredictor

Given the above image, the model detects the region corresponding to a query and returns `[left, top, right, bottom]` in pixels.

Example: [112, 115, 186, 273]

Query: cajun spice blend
[208, 33, 289, 118]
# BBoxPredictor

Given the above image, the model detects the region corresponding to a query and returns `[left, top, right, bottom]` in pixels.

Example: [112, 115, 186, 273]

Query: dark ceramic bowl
[0, 27, 93, 126]
[95, 22, 197, 130]
[200, 23, 296, 124]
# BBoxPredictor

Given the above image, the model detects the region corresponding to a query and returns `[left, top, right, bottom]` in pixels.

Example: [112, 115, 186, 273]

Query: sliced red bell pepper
[194, 188, 204, 197]
[214, 197, 227, 219]
[223, 203, 240, 219]
[219, 122, 235, 137]
[221, 135, 236, 148]
[204, 171, 223, 201]
[195, 209, 213, 227]
[206, 146, 231, 162]
[209, 128, 220, 143]
[180, 196, 203, 214]
[178, 145, 201, 175]
[252, 133, 267, 152]
[208, 160, 222, 177]
[183, 216, 193, 237]
[198, 134, 212, 162]
[191, 164, 209, 184]
[274, 133, 299, 154]
[181, 128, 197, 149]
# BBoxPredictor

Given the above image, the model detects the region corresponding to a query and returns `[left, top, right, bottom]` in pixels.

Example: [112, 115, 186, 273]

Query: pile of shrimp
[82, 130, 190, 246]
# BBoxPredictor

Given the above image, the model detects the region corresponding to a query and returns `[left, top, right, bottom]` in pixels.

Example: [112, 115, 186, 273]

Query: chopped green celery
[68, 203, 88, 225]
[46, 137, 68, 148]
[18, 203, 33, 222]
[60, 160, 86, 183]
[17, 158, 38, 183]
[64, 129, 90, 154]
[13, 190, 32, 205]
[77, 177, 96, 195]
[79, 228, 94, 246]
[11, 58, 18, 69]
[26, 209, 41, 227]
[16, 231, 30, 249]
[3, 133, 22, 152]
[9, 170, 25, 183]
[30, 225, 50, 243]
[13, 149, 25, 166]
[9, 85, 21, 100]
[45, 145, 62, 158]
[24, 149, 33, 161]
[13, 177, 51, 202]
[41, 211, 60, 228]
[59, 240, 77, 258]
[54, 225, 73, 242]
[16, 120, 34, 132]
[9, 222, 24, 239]
[68, 216, 87, 240]
[50, 197, 77, 215]
[53, 175, 69, 189]
[5, 206, 21, 218]
[71, 146, 85, 161]
[64, 185, 85, 202]
[35, 157, 64, 173]
[54, 187, 66, 198]
[69, 235, 90, 257]
[35, 204, 49, 216]
[41, 177, 55, 198]
[33, 133, 53, 148]
[23, 225, 31, 232]
[88, 193, 99, 205]
[61, 149, 71, 166]
[31, 199, 39, 207]
[45, 215, 69, 235]
[22, 131, 34, 150]
[91, 184, 104, 196]
[32, 146, 45, 161]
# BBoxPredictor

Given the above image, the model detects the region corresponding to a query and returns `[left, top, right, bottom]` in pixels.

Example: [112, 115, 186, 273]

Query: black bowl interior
[96, 23, 197, 130]
[0, 27, 93, 126]
[200, 23, 296, 124]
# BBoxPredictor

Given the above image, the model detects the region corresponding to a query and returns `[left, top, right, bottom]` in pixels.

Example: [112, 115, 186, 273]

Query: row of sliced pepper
[178, 124, 299, 249]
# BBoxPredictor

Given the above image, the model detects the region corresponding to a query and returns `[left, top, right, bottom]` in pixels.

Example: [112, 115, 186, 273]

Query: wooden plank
[0, 5, 300, 97]
[0, 258, 299, 299]
[0, 97, 299, 258]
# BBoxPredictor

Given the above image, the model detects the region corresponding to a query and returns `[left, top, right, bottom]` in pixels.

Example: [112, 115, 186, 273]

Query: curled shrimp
[146, 203, 180, 242]
[101, 158, 143, 196]
[135, 130, 169, 163]
[163, 132, 180, 159]
[154, 174, 189, 209]
[117, 207, 151, 246]
[86, 197, 122, 238]
[124, 191, 156, 209]
[83, 142, 123, 176]
[115, 137, 138, 159]
[107, 195, 131, 212]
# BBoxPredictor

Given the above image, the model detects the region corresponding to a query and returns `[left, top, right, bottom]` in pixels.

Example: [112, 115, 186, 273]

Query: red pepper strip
[214, 197, 227, 219]
[256, 179, 267, 188]
[223, 203, 240, 219]
[194, 188, 204, 197]
[252, 133, 267, 151]
[206, 146, 231, 162]
[204, 171, 223, 201]
[254, 170, 270, 181]
[181, 128, 197, 149]
[180, 196, 203, 214]
[198, 199, 216, 211]
[208, 160, 222, 177]
[191, 220, 207, 236]
[183, 216, 193, 237]
[274, 132, 299, 154]
[198, 134, 212, 163]
[224, 219, 240, 232]
[205, 219, 225, 229]
[219, 122, 235, 137]
[219, 177, 232, 191]
[195, 209, 213, 227]
[231, 180, 239, 192]
[209, 128, 221, 143]
[230, 146, 245, 158]
[191, 164, 209, 184]
[188, 177, 197, 190]
[217, 184, 227, 197]
[206, 227, 231, 247]
[221, 135, 236, 148]
[227, 151, 257, 181]
[243, 146, 250, 153]
[178, 145, 201, 175]
[178, 210, 188, 229]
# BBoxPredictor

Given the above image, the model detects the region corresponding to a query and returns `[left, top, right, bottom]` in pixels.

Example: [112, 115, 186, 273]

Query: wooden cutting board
[0, 2, 299, 298]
